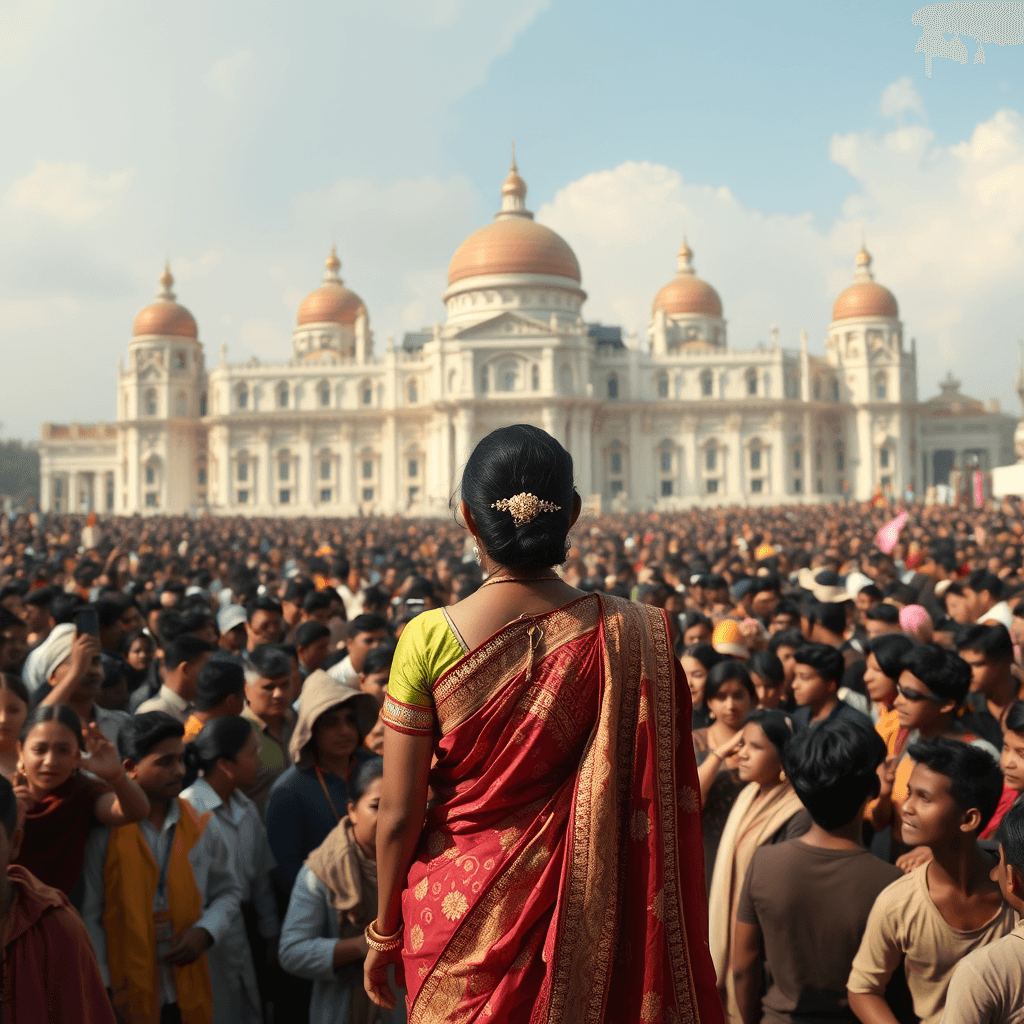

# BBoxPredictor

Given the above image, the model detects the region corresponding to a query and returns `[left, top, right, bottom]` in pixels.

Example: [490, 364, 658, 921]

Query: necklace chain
[480, 573, 560, 588]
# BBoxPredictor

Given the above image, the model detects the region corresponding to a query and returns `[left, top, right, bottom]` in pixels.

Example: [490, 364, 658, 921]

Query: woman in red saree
[365, 424, 723, 1024]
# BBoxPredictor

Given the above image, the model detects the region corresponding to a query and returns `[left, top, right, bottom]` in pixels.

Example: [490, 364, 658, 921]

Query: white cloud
[539, 103, 1024, 407]
[6, 161, 133, 220]
[880, 76, 926, 121]
[208, 45, 256, 102]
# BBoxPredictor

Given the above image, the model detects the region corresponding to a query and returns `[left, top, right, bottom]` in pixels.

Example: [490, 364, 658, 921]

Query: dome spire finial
[323, 244, 342, 284]
[158, 261, 176, 301]
[677, 236, 694, 275]
[499, 142, 530, 218]
[854, 241, 874, 282]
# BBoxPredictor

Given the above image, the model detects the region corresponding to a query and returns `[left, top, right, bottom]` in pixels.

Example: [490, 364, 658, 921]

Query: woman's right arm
[697, 731, 743, 804]
[375, 727, 433, 935]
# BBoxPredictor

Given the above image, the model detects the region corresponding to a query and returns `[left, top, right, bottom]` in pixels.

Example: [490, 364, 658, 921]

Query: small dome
[652, 239, 723, 317]
[832, 245, 898, 321]
[132, 265, 198, 338]
[447, 152, 581, 286]
[296, 246, 367, 327]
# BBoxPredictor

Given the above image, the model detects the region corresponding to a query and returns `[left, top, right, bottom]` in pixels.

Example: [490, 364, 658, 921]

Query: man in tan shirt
[941, 797, 1024, 1023]
[848, 738, 1013, 1024]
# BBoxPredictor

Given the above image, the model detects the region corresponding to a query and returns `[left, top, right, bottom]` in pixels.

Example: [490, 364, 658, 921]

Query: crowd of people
[1, 488, 1024, 1022]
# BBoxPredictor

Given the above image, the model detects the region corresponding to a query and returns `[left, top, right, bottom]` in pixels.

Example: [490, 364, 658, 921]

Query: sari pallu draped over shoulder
[401, 593, 723, 1024]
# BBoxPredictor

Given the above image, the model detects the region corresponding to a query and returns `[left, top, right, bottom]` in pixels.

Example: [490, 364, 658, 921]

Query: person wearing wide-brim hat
[265, 671, 379, 908]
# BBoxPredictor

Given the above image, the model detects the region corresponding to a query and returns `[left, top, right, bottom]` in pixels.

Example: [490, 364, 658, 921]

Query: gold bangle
[365, 919, 404, 953]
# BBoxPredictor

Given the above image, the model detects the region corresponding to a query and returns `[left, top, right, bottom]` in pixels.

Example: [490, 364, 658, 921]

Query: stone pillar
[455, 406, 473, 473]
[258, 433, 272, 509]
[628, 411, 643, 509]
[39, 469, 52, 514]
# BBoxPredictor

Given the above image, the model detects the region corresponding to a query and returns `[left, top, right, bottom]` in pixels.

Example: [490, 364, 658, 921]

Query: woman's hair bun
[461, 425, 577, 570]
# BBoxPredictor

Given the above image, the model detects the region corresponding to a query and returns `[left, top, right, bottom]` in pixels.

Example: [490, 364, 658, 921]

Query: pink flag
[875, 509, 908, 554]
[973, 470, 984, 508]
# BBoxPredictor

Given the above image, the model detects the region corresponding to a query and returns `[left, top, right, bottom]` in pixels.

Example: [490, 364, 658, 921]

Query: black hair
[866, 603, 900, 625]
[704, 660, 756, 703]
[771, 600, 800, 623]
[907, 737, 1003, 832]
[1004, 700, 1024, 736]
[195, 655, 246, 710]
[957, 623, 1015, 662]
[747, 650, 784, 688]
[295, 621, 331, 648]
[245, 644, 293, 681]
[681, 643, 723, 672]
[348, 613, 388, 639]
[793, 643, 845, 686]
[20, 704, 85, 750]
[348, 755, 384, 805]
[164, 635, 215, 671]
[0, 672, 29, 708]
[182, 716, 254, 788]
[679, 611, 713, 636]
[23, 586, 58, 609]
[865, 633, 915, 683]
[460, 424, 578, 570]
[0, 609, 24, 635]
[743, 707, 795, 760]
[801, 598, 846, 637]
[0, 775, 16, 839]
[48, 593, 82, 622]
[117, 711, 185, 762]
[768, 628, 804, 655]
[95, 597, 125, 630]
[997, 796, 1024, 872]
[99, 653, 127, 691]
[966, 569, 1004, 601]
[784, 715, 886, 829]
[884, 583, 917, 607]
[860, 584, 883, 601]
[124, 630, 154, 653]
[180, 609, 216, 637]
[247, 595, 284, 621]
[302, 590, 335, 613]
[331, 556, 351, 580]
[362, 642, 395, 677]
[900, 644, 970, 705]
[283, 579, 314, 603]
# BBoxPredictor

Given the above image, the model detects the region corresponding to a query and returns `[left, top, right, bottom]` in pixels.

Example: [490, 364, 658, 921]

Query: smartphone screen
[74, 607, 100, 638]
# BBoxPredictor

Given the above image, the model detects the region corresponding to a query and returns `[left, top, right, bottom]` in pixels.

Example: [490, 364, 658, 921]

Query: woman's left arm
[365, 725, 432, 1009]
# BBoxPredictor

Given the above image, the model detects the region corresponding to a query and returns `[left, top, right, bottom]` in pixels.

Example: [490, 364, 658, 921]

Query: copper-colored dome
[652, 238, 723, 317]
[297, 283, 365, 326]
[832, 281, 898, 320]
[132, 265, 198, 338]
[296, 247, 367, 326]
[448, 216, 580, 285]
[831, 245, 898, 321]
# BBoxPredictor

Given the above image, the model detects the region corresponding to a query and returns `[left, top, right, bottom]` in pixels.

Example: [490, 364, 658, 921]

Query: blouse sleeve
[382, 609, 464, 738]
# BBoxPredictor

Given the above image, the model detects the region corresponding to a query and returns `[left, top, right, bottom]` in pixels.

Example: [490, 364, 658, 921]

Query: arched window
[361, 381, 373, 406]
[237, 385, 248, 410]
[480, 368, 489, 394]
[879, 447, 890, 469]
[144, 390, 157, 417]
[875, 374, 887, 401]
[319, 383, 331, 408]
[749, 444, 762, 472]
[199, 393, 207, 416]
[278, 384, 289, 409]
[498, 361, 518, 392]
[531, 365, 540, 391]
[407, 379, 419, 403]
[832, 380, 840, 401]
[657, 372, 669, 398]
[746, 370, 758, 396]
[608, 374, 619, 399]
[813, 378, 821, 400]
[175, 392, 187, 416]
[705, 444, 717, 472]
[700, 370, 713, 397]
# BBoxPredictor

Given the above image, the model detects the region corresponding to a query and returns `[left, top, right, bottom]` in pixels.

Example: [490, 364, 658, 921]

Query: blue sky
[1, 0, 1022, 437]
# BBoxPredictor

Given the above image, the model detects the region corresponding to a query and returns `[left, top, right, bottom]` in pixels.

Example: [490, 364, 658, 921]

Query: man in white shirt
[136, 636, 214, 724]
[964, 569, 1014, 629]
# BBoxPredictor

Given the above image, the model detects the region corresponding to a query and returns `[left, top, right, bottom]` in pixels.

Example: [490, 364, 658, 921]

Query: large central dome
[133, 265, 198, 339]
[297, 247, 367, 327]
[447, 156, 580, 285]
[832, 245, 898, 321]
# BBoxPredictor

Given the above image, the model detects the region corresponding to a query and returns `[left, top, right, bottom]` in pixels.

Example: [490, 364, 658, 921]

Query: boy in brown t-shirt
[732, 715, 900, 1024]
[848, 738, 1012, 1024]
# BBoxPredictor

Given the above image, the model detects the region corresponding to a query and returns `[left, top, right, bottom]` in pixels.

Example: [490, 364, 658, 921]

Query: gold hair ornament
[490, 492, 561, 527]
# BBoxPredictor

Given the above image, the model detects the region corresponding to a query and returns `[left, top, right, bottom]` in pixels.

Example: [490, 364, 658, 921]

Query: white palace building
[39, 157, 1017, 517]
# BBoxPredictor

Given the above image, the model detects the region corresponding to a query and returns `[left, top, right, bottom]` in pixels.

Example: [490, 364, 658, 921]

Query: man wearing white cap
[217, 605, 248, 655]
